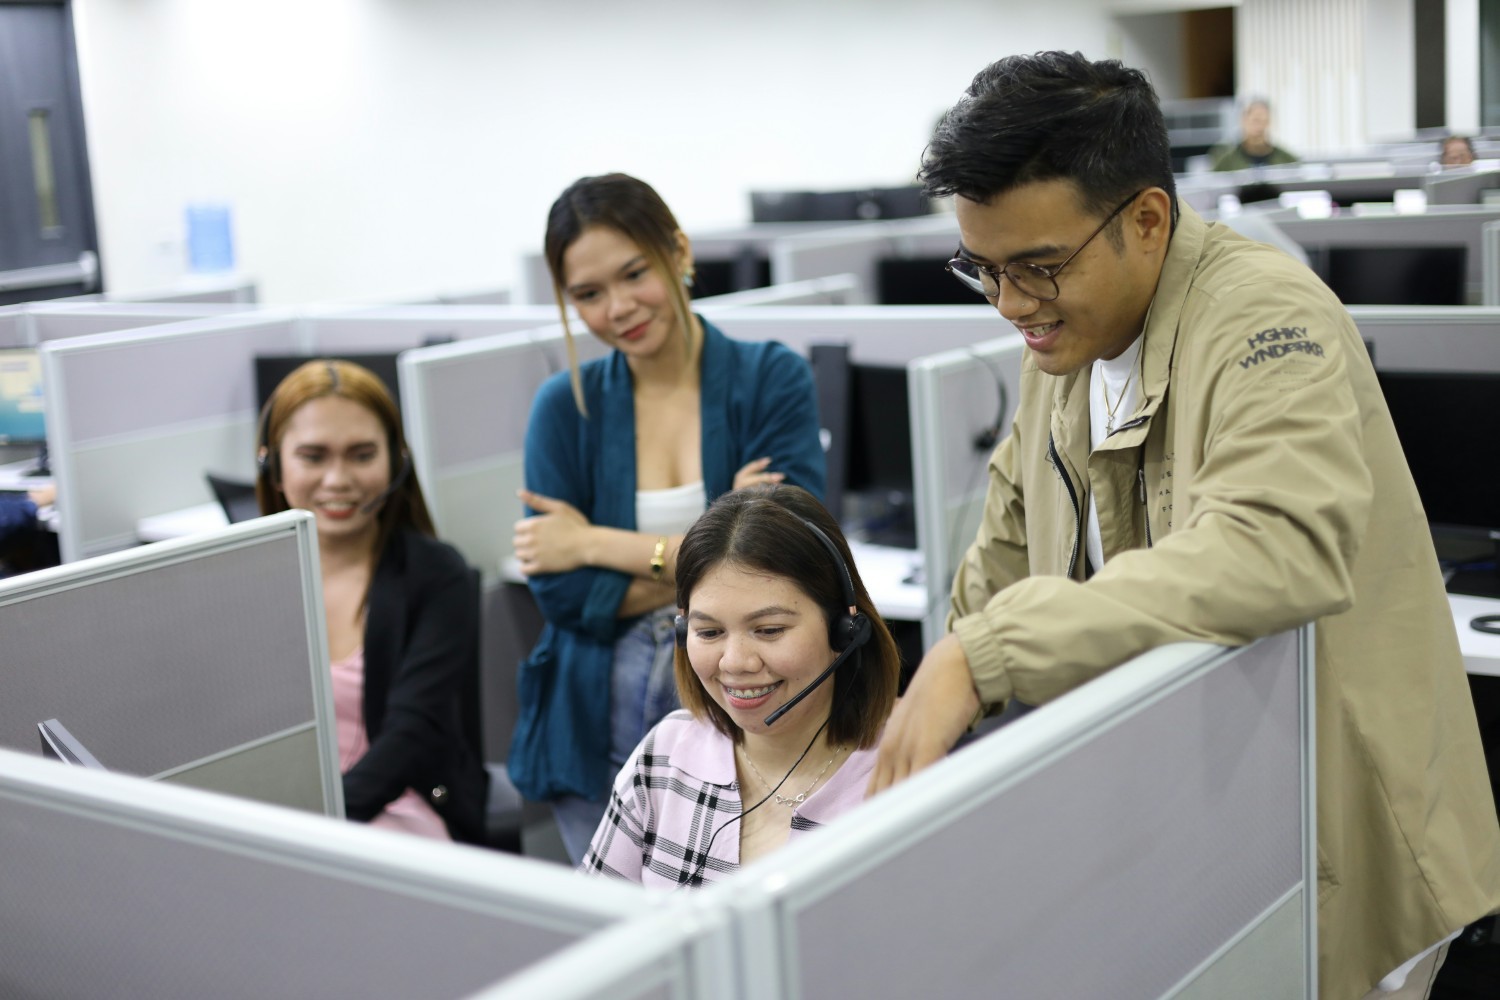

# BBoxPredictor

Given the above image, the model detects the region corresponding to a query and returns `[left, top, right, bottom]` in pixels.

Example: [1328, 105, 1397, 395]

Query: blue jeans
[553, 606, 680, 865]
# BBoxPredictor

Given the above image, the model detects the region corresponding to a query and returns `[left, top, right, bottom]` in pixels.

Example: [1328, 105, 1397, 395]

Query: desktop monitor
[1376, 368, 1500, 547]
[847, 362, 916, 548]
[1321, 246, 1467, 306]
[254, 354, 403, 417]
[877, 257, 979, 305]
[691, 251, 771, 298]
[0, 347, 45, 447]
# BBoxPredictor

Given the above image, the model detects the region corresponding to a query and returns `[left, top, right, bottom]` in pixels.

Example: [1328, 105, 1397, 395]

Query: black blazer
[343, 528, 488, 844]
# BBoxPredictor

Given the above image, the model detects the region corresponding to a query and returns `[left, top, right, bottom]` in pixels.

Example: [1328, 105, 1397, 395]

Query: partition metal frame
[0, 510, 342, 817]
[908, 334, 1027, 646]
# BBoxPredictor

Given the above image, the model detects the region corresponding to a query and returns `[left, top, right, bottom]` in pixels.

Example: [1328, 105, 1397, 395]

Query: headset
[674, 515, 872, 727]
[255, 360, 412, 516]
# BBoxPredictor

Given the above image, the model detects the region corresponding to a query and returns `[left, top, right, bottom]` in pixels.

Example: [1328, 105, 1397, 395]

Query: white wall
[70, 0, 1116, 304]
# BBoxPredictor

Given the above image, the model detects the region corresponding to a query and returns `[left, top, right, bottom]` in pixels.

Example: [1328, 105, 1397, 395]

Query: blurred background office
[0, 0, 1487, 306]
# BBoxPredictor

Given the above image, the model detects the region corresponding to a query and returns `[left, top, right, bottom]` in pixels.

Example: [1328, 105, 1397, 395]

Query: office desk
[136, 502, 229, 543]
[1452, 594, 1500, 678]
[0, 459, 50, 492]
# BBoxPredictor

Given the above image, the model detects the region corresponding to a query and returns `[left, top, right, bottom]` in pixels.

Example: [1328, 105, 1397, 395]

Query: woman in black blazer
[256, 359, 487, 844]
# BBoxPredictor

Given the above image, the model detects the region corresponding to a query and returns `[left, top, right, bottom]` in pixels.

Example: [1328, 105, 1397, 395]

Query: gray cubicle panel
[0, 747, 648, 1000]
[471, 907, 736, 1000]
[1345, 305, 1500, 370]
[0, 511, 339, 815]
[30, 302, 255, 344]
[49, 273, 259, 304]
[1270, 205, 1500, 304]
[0, 305, 28, 347]
[710, 629, 1316, 1000]
[41, 310, 301, 561]
[1175, 162, 1437, 213]
[1487, 222, 1500, 306]
[302, 304, 568, 353]
[909, 335, 1028, 646]
[768, 215, 959, 304]
[1424, 167, 1500, 205]
[695, 273, 862, 309]
[707, 305, 1001, 362]
[408, 285, 513, 306]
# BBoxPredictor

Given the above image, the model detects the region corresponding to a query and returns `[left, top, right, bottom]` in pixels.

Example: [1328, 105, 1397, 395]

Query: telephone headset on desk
[255, 360, 412, 516]
[672, 515, 872, 888]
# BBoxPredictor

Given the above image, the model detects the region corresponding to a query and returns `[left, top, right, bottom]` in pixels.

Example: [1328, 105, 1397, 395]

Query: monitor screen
[1376, 368, 1500, 538]
[846, 362, 915, 548]
[877, 257, 978, 305]
[0, 347, 45, 446]
[254, 354, 403, 417]
[1322, 246, 1467, 306]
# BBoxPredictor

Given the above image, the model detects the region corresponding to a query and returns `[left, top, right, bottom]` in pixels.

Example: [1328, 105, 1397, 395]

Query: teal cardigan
[507, 318, 826, 802]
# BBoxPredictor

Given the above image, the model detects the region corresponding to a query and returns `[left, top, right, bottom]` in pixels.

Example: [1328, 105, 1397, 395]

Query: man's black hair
[921, 51, 1177, 230]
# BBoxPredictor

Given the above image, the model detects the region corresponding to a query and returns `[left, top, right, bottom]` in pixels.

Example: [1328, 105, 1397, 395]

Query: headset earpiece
[674, 612, 689, 649]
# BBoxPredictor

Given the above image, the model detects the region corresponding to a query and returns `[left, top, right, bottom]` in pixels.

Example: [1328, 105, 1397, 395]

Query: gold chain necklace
[739, 744, 843, 808]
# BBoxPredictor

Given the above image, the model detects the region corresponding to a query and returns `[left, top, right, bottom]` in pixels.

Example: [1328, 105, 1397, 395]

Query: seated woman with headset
[581, 485, 900, 886]
[257, 360, 487, 843]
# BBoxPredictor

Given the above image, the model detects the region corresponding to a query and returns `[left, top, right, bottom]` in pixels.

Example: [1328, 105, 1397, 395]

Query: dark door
[0, 1, 100, 304]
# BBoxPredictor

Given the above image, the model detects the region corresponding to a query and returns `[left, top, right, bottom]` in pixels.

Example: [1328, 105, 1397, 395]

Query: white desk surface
[1451, 593, 1500, 678]
[501, 541, 927, 622]
[136, 502, 229, 543]
[0, 458, 51, 491]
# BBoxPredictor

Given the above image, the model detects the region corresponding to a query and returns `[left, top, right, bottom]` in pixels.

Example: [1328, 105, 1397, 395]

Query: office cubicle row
[1176, 162, 1500, 213]
[0, 538, 1315, 999]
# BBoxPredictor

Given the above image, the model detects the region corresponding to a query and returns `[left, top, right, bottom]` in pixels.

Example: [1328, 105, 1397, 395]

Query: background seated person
[582, 485, 899, 887]
[257, 360, 488, 844]
[1441, 135, 1476, 168]
[0, 484, 56, 576]
[0, 483, 53, 542]
[1210, 97, 1298, 171]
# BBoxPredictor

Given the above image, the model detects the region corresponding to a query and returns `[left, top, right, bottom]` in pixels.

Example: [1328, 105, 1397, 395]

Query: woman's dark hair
[255, 359, 435, 563]
[543, 172, 695, 414]
[673, 485, 900, 749]
[921, 51, 1177, 239]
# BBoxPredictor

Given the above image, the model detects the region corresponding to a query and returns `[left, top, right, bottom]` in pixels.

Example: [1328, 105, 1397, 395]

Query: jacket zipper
[1048, 434, 1083, 578]
[1138, 467, 1153, 548]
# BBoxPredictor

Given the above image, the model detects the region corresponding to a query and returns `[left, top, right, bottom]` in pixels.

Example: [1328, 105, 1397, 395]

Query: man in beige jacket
[869, 52, 1500, 1000]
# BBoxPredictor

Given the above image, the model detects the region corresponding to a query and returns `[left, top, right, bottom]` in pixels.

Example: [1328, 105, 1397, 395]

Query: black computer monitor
[846, 362, 916, 548]
[877, 257, 977, 305]
[254, 354, 404, 416]
[691, 252, 771, 298]
[1376, 368, 1500, 568]
[1321, 246, 1467, 305]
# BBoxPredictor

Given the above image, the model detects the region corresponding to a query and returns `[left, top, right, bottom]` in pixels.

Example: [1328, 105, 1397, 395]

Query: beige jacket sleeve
[952, 277, 1373, 707]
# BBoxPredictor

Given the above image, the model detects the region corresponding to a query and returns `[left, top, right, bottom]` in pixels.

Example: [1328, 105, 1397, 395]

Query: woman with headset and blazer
[581, 485, 901, 886]
[509, 173, 826, 863]
[258, 359, 487, 844]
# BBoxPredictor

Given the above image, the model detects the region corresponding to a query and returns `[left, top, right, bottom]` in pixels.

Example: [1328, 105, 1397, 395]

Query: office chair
[205, 473, 262, 524]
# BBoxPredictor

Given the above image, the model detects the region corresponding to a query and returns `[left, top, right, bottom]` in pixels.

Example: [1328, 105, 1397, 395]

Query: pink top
[331, 647, 450, 841]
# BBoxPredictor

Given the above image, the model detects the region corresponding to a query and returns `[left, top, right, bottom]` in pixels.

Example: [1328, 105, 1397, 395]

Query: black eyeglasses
[945, 190, 1144, 302]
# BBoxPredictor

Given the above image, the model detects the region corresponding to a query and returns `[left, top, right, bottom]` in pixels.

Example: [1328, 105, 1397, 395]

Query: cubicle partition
[302, 304, 567, 353]
[1346, 305, 1500, 369]
[1487, 222, 1500, 306]
[0, 747, 657, 999]
[31, 302, 255, 344]
[909, 335, 1027, 645]
[0, 511, 338, 815]
[695, 273, 862, 310]
[1270, 206, 1500, 304]
[710, 629, 1316, 1000]
[41, 310, 301, 561]
[768, 215, 960, 304]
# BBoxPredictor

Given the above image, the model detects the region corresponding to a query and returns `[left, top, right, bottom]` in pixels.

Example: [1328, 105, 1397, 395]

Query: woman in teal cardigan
[508, 174, 826, 862]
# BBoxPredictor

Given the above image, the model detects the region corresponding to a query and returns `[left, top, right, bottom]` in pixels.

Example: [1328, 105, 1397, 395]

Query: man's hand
[867, 633, 982, 797]
[513, 489, 593, 575]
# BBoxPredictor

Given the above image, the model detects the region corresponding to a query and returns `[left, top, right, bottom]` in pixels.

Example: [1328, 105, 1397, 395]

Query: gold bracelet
[650, 536, 668, 582]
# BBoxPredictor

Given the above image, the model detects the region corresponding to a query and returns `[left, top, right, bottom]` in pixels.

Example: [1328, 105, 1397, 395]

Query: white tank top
[636, 480, 707, 537]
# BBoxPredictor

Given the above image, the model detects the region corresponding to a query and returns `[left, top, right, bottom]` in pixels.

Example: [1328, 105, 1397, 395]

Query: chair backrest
[205, 472, 261, 524]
